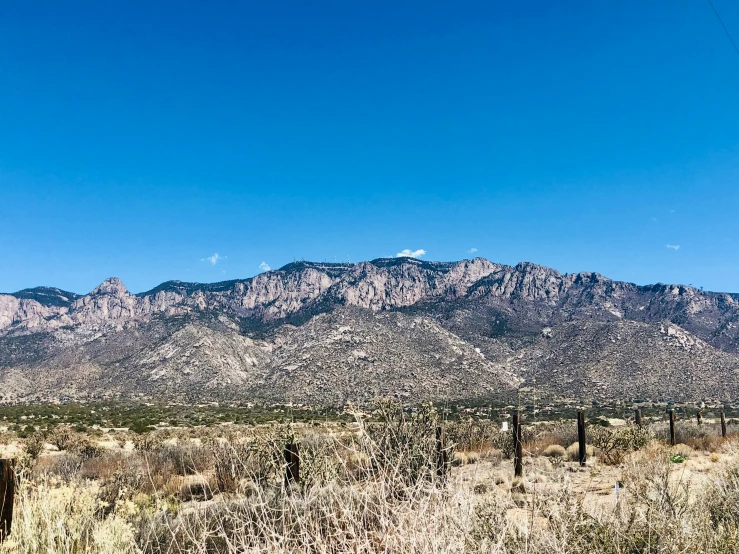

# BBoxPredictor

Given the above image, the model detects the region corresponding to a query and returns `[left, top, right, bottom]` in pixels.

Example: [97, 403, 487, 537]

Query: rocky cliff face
[0, 257, 737, 404]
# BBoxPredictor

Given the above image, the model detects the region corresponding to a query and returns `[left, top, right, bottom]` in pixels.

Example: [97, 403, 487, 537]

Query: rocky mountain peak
[90, 277, 129, 297]
[514, 261, 561, 276]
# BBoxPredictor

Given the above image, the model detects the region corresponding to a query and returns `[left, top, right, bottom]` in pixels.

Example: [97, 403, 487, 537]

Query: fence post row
[721, 409, 727, 438]
[512, 411, 523, 478]
[0, 460, 14, 542]
[436, 426, 448, 481]
[577, 410, 587, 467]
[669, 409, 676, 446]
[284, 443, 300, 486]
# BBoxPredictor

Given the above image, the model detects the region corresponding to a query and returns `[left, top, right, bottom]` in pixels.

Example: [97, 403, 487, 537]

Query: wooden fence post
[721, 409, 727, 438]
[0, 460, 15, 542]
[697, 410, 702, 426]
[669, 409, 676, 446]
[634, 408, 642, 426]
[577, 410, 587, 467]
[284, 443, 300, 487]
[436, 426, 448, 482]
[512, 411, 523, 478]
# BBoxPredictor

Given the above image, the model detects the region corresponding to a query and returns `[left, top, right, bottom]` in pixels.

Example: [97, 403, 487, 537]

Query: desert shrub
[156, 443, 212, 476]
[705, 462, 739, 529]
[97, 465, 148, 515]
[35, 452, 83, 481]
[671, 443, 694, 459]
[81, 450, 136, 481]
[542, 444, 566, 458]
[565, 442, 596, 461]
[210, 429, 290, 493]
[363, 400, 441, 484]
[23, 431, 46, 460]
[446, 418, 501, 453]
[672, 423, 725, 452]
[50, 426, 79, 451]
[132, 432, 164, 452]
[452, 451, 468, 466]
[292, 432, 344, 488]
[623, 444, 691, 518]
[179, 479, 214, 502]
[687, 434, 724, 452]
[139, 465, 467, 554]
[0, 430, 15, 446]
[465, 451, 480, 464]
[588, 415, 611, 427]
[523, 421, 579, 455]
[74, 440, 106, 460]
[7, 478, 139, 554]
[490, 431, 513, 459]
[588, 424, 652, 465]
[482, 448, 503, 465]
[468, 494, 524, 551]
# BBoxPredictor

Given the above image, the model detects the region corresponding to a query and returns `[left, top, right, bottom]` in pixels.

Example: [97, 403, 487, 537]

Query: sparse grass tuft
[542, 444, 566, 458]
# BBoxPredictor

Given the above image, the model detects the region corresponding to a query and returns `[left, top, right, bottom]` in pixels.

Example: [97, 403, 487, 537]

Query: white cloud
[201, 253, 225, 265]
[396, 248, 426, 258]
[259, 261, 271, 272]
[468, 247, 478, 254]
[666, 244, 680, 250]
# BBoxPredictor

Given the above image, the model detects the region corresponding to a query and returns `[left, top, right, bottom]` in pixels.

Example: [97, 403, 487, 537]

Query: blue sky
[1, 1, 738, 294]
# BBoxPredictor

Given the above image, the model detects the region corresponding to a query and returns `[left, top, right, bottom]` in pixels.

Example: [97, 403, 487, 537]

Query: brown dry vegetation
[1, 406, 739, 553]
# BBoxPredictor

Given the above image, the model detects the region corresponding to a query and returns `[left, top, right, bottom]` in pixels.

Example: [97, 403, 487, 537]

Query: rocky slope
[1, 257, 737, 404]
[514, 320, 739, 403]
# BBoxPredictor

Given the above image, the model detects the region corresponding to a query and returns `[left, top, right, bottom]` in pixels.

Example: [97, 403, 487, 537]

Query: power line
[707, 0, 739, 58]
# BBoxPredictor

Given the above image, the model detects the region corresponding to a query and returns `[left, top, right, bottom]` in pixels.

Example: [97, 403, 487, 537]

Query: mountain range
[1, 257, 738, 405]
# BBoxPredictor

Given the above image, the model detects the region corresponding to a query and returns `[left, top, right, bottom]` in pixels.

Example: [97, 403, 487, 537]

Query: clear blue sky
[1, 1, 738, 294]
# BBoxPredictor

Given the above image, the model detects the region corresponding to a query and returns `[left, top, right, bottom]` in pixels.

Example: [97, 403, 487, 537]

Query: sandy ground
[452, 443, 732, 532]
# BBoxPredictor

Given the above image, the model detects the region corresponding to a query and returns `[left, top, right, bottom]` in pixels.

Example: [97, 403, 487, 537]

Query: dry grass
[2, 412, 739, 553]
[541, 444, 566, 458]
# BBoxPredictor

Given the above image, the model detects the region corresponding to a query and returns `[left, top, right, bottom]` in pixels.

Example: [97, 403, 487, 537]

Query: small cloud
[650, 217, 657, 222]
[259, 261, 271, 272]
[201, 253, 225, 265]
[669, 210, 675, 213]
[468, 247, 478, 254]
[396, 248, 426, 258]
[666, 244, 680, 250]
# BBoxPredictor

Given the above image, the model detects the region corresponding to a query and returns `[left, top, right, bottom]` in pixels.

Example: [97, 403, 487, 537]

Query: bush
[566, 442, 595, 461]
[24, 431, 46, 460]
[132, 432, 163, 452]
[50, 426, 79, 451]
[157, 443, 212, 476]
[36, 453, 83, 481]
[451, 452, 468, 466]
[365, 400, 441, 485]
[542, 444, 566, 458]
[705, 462, 739, 528]
[589, 424, 652, 465]
[491, 431, 514, 459]
[211, 432, 287, 493]
[74, 440, 106, 460]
